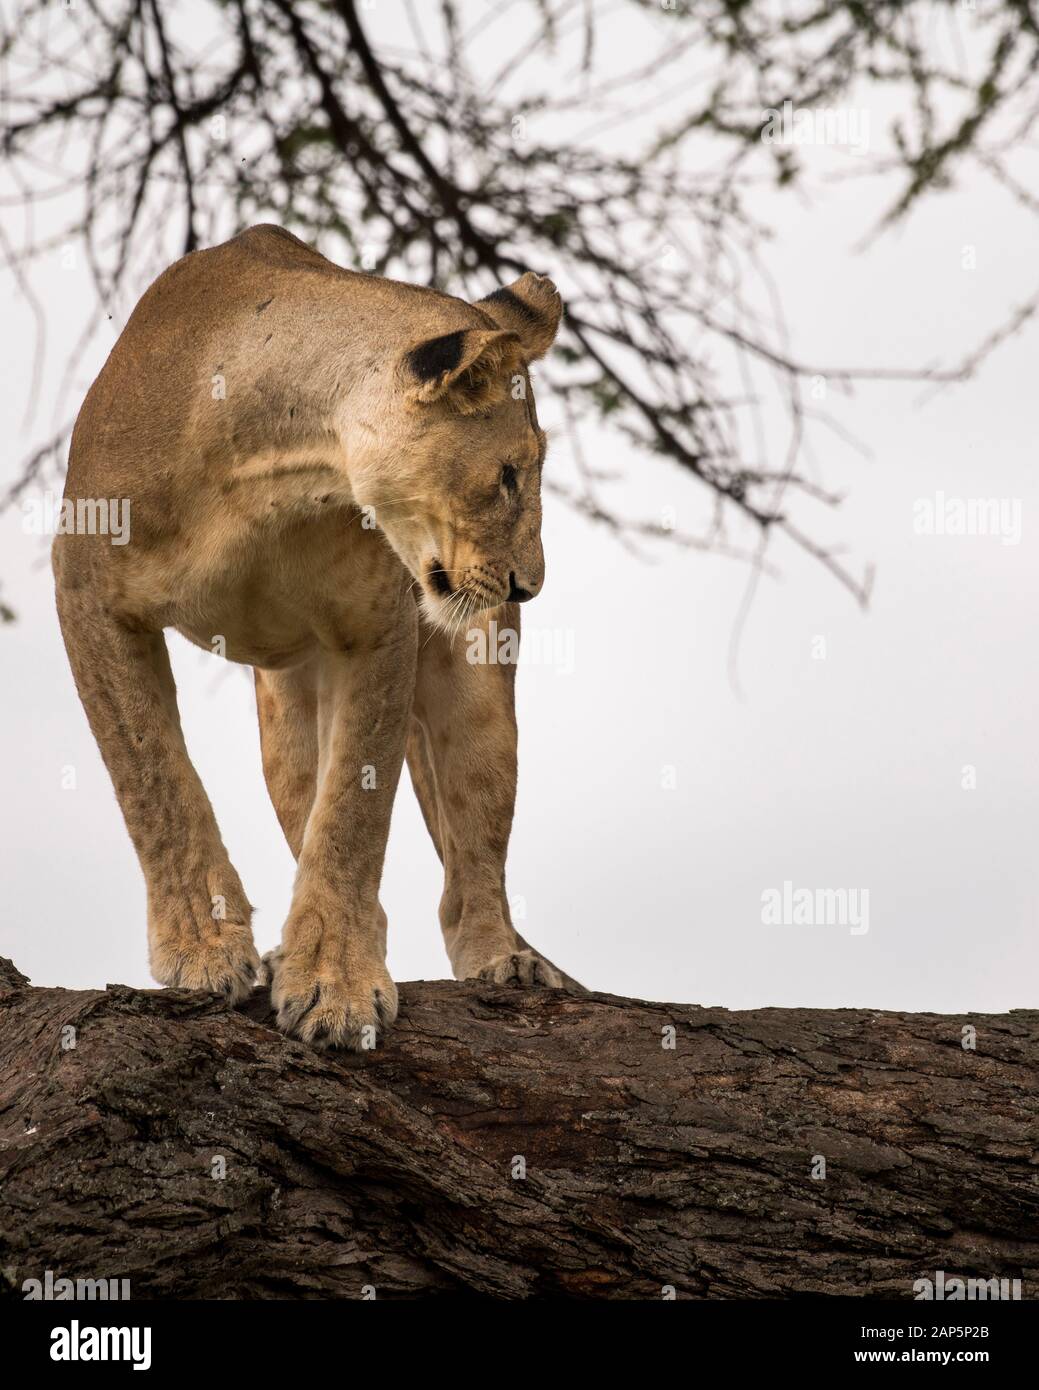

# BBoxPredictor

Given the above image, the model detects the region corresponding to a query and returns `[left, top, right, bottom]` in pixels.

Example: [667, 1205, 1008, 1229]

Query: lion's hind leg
[254, 659, 320, 861]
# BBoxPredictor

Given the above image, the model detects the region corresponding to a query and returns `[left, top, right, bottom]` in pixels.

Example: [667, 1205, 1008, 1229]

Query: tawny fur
[52, 224, 565, 1049]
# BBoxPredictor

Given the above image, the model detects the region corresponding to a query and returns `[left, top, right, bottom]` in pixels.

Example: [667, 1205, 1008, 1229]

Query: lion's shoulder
[227, 223, 343, 275]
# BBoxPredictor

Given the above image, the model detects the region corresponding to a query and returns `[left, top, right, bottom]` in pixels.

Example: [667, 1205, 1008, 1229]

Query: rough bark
[1, 955, 1036, 1299]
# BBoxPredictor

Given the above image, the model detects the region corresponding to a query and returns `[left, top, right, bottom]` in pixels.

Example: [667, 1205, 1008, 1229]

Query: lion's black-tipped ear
[401, 327, 522, 413]
[476, 272, 562, 362]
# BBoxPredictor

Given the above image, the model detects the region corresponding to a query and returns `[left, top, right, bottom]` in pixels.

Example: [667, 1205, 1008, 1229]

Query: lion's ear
[476, 273, 562, 362]
[402, 327, 522, 413]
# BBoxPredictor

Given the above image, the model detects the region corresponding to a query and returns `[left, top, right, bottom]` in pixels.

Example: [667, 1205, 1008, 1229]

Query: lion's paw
[475, 949, 563, 989]
[150, 924, 260, 1006]
[261, 946, 397, 1051]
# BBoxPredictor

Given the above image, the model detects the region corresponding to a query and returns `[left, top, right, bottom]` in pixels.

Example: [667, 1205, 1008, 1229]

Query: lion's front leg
[408, 604, 570, 991]
[265, 620, 416, 1050]
[54, 566, 259, 1002]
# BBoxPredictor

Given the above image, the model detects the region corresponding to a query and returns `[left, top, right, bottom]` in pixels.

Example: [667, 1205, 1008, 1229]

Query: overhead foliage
[3, 0, 1038, 608]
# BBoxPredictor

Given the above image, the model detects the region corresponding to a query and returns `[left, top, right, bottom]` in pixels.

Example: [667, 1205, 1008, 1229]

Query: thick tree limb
[0, 958, 1036, 1299]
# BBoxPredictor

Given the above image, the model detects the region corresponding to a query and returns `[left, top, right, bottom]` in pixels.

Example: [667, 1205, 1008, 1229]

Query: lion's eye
[500, 464, 518, 495]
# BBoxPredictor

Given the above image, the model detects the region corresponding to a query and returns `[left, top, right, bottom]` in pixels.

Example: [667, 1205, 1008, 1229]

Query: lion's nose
[507, 572, 535, 603]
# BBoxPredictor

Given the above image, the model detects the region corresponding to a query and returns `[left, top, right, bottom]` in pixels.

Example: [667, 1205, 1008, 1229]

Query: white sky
[1, 1, 1036, 1013]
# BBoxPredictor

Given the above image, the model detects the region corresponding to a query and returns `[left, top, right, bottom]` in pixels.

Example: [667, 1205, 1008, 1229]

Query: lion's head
[344, 272, 563, 632]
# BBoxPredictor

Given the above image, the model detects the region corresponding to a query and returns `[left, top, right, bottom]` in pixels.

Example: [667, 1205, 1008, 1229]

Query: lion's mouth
[427, 559, 453, 598]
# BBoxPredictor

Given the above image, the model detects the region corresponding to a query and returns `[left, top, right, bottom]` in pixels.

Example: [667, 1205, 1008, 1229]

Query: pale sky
[1, 1, 1036, 1015]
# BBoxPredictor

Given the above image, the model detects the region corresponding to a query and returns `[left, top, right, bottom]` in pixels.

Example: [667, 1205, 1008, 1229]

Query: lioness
[53, 224, 573, 1049]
